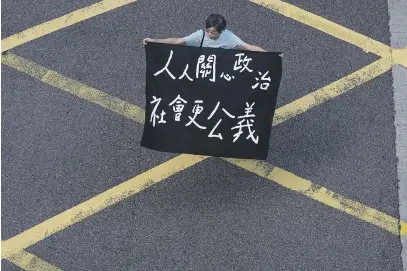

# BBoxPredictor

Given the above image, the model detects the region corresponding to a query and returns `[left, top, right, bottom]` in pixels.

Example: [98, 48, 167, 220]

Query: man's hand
[143, 38, 154, 45]
[239, 43, 284, 57]
[239, 43, 267, 52]
[143, 38, 185, 45]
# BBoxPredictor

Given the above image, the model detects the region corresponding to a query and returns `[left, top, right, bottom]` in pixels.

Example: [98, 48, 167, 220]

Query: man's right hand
[143, 38, 154, 45]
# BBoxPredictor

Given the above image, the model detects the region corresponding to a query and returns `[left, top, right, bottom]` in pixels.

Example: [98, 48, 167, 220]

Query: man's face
[205, 27, 221, 39]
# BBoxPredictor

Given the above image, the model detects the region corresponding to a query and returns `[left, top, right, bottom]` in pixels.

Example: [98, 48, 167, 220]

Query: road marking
[7, 249, 62, 271]
[1, 154, 207, 259]
[273, 57, 392, 124]
[250, 0, 407, 68]
[2, 0, 405, 68]
[2, 0, 404, 265]
[250, 0, 391, 59]
[392, 46, 407, 67]
[224, 159, 406, 235]
[2, 53, 406, 259]
[1, 0, 138, 52]
[1, 53, 145, 124]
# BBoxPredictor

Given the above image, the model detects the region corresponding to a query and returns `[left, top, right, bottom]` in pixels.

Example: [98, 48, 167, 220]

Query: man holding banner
[143, 14, 268, 52]
[141, 14, 283, 160]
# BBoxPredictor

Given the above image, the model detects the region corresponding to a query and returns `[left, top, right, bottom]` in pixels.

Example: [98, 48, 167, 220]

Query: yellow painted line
[6, 249, 62, 271]
[401, 221, 407, 236]
[1, 53, 145, 124]
[273, 57, 392, 125]
[1, 154, 207, 259]
[252, 1, 406, 68]
[250, 0, 392, 59]
[224, 159, 406, 236]
[1, 0, 138, 52]
[391, 46, 407, 67]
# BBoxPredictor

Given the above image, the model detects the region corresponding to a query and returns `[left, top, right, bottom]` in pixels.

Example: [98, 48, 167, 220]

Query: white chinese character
[196, 54, 216, 82]
[154, 50, 176, 79]
[207, 102, 236, 120]
[220, 72, 235, 81]
[252, 70, 271, 90]
[208, 119, 223, 140]
[168, 94, 188, 121]
[231, 102, 258, 144]
[207, 102, 236, 140]
[150, 96, 167, 127]
[234, 53, 253, 73]
[186, 100, 206, 129]
[179, 64, 193, 81]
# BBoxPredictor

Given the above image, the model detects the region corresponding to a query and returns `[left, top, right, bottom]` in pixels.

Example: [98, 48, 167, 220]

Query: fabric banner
[141, 42, 282, 160]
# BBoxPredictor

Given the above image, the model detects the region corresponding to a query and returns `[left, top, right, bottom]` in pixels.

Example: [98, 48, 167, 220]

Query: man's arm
[143, 38, 185, 45]
[239, 42, 284, 57]
[238, 42, 267, 52]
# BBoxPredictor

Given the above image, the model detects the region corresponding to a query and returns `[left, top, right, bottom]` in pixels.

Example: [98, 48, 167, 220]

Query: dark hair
[205, 14, 226, 33]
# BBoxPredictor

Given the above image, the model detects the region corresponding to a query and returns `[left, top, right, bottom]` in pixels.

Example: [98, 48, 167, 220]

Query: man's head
[205, 14, 226, 39]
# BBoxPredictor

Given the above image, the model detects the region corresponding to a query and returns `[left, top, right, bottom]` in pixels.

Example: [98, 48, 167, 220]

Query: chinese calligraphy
[150, 96, 166, 127]
[231, 102, 259, 144]
[179, 64, 193, 81]
[220, 72, 235, 81]
[207, 101, 236, 140]
[149, 49, 274, 143]
[185, 100, 207, 129]
[169, 95, 187, 121]
[234, 53, 253, 73]
[154, 50, 176, 79]
[153, 50, 272, 91]
[196, 54, 216, 82]
[252, 70, 271, 90]
[149, 95, 260, 144]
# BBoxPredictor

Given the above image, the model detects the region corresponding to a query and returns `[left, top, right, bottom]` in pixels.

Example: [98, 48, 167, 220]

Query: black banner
[141, 43, 282, 160]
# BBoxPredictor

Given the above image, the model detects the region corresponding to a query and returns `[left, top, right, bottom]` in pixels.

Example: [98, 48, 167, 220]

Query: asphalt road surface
[2, 0, 405, 270]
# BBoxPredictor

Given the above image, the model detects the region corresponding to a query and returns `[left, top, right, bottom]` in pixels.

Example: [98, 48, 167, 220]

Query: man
[143, 13, 268, 52]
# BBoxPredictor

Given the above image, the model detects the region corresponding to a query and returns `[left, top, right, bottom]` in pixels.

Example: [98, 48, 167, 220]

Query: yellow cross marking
[1, 0, 138, 52]
[250, 0, 406, 68]
[1, 0, 406, 268]
[1, 52, 405, 260]
[6, 249, 62, 271]
[273, 57, 392, 124]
